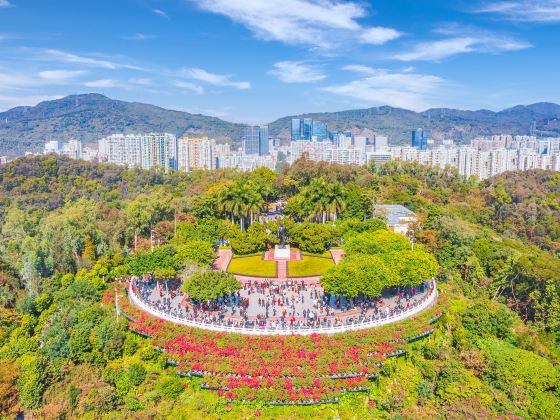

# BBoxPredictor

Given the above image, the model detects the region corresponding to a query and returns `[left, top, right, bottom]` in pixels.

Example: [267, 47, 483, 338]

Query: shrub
[127, 363, 147, 387]
[17, 355, 47, 409]
[68, 384, 81, 411]
[87, 386, 121, 412]
[157, 378, 184, 400]
[16, 295, 37, 315]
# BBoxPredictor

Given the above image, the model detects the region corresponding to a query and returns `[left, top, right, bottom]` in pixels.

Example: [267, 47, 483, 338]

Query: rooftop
[373, 205, 416, 226]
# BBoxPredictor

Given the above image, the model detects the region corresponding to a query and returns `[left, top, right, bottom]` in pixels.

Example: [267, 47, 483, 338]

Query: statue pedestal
[274, 245, 291, 260]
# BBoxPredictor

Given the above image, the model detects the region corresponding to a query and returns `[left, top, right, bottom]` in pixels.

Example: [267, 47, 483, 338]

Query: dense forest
[1, 155, 559, 418]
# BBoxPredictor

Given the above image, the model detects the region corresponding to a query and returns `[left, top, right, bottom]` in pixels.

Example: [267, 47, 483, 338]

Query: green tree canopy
[182, 270, 241, 302]
[175, 240, 216, 267]
[345, 230, 411, 256]
[321, 254, 392, 298]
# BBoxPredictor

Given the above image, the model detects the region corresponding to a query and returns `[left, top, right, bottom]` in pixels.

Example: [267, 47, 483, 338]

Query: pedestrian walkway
[214, 249, 233, 271]
[330, 249, 345, 264]
[277, 260, 288, 279]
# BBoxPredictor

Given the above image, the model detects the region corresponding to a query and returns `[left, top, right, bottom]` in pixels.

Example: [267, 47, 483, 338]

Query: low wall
[128, 281, 438, 336]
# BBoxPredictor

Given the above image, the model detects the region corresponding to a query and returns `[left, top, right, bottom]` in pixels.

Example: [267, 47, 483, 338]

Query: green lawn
[227, 256, 277, 277]
[288, 255, 335, 277]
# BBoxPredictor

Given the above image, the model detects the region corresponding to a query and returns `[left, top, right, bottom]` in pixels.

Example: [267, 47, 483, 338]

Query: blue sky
[0, 0, 559, 123]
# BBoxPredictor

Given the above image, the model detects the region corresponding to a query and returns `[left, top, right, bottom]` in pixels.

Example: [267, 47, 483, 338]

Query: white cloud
[173, 80, 205, 95]
[360, 27, 402, 45]
[477, 0, 560, 22]
[181, 67, 250, 89]
[129, 78, 153, 86]
[43, 49, 143, 70]
[123, 33, 159, 41]
[322, 66, 445, 110]
[342, 64, 378, 75]
[0, 0, 13, 8]
[268, 61, 326, 83]
[153, 8, 168, 18]
[83, 79, 121, 88]
[38, 70, 86, 82]
[0, 70, 86, 89]
[191, 0, 401, 49]
[394, 35, 530, 61]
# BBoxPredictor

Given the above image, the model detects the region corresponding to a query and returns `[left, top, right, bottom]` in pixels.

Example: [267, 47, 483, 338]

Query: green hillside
[1, 94, 560, 157]
[1, 156, 559, 418]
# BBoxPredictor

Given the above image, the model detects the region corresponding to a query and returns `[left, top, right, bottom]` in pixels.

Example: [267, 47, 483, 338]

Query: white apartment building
[290, 140, 364, 165]
[99, 134, 142, 166]
[140, 133, 177, 171]
[216, 143, 276, 171]
[98, 133, 177, 171]
[44, 140, 61, 154]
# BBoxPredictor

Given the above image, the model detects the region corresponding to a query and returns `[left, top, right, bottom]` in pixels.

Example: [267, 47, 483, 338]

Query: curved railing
[128, 281, 438, 336]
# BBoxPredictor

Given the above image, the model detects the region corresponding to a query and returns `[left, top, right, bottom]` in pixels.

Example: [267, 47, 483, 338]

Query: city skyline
[0, 1, 559, 123]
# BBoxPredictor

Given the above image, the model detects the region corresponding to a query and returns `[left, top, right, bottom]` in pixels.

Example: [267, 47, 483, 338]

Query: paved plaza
[134, 276, 431, 328]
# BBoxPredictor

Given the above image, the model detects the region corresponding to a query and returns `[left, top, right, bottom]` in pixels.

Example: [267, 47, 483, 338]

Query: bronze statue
[277, 222, 287, 248]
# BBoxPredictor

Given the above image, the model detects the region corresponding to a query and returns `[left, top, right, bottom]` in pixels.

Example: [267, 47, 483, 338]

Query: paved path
[144, 278, 430, 324]
[277, 260, 288, 279]
[214, 249, 233, 271]
[330, 249, 345, 264]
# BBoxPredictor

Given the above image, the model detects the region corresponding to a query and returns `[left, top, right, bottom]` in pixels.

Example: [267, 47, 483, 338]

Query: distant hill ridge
[1, 93, 559, 156]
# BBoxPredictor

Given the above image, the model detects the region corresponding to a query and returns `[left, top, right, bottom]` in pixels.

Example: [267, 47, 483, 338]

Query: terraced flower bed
[114, 290, 443, 404]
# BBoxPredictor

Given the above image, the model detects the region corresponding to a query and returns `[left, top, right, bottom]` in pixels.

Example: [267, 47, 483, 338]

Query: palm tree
[303, 178, 329, 223]
[324, 183, 346, 221]
[245, 188, 266, 225]
[217, 187, 237, 225]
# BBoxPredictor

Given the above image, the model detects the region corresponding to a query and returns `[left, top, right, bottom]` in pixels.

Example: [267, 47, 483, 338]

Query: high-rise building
[98, 133, 176, 170]
[61, 140, 83, 160]
[178, 136, 216, 171]
[291, 119, 301, 141]
[99, 134, 142, 166]
[259, 125, 269, 155]
[243, 126, 260, 155]
[303, 118, 313, 140]
[44, 140, 60, 154]
[291, 118, 327, 141]
[312, 121, 327, 142]
[141, 133, 177, 171]
[374, 135, 388, 151]
[412, 128, 429, 150]
[244, 125, 269, 155]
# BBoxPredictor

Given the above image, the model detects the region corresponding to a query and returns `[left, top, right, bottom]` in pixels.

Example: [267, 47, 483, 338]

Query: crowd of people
[128, 274, 434, 330]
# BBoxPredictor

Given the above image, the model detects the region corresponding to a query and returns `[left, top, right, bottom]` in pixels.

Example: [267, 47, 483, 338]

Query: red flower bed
[116, 291, 443, 403]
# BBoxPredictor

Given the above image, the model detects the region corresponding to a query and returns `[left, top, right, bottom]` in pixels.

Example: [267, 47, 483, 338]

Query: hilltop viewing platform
[126, 277, 437, 335]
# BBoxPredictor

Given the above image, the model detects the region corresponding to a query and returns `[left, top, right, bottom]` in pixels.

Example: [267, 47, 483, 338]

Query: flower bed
[115, 289, 443, 404]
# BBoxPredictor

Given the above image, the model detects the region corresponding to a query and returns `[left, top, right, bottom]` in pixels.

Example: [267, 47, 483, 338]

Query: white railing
[128, 281, 438, 336]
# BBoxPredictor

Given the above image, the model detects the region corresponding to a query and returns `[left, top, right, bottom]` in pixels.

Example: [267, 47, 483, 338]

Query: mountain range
[1, 93, 560, 157]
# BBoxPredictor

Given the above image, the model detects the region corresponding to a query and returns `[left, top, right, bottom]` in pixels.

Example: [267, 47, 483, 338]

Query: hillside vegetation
[0, 94, 244, 156]
[2, 94, 560, 156]
[0, 156, 559, 418]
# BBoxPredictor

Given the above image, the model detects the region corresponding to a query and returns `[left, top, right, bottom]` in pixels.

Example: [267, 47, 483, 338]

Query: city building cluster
[29, 119, 560, 181]
[391, 134, 560, 179]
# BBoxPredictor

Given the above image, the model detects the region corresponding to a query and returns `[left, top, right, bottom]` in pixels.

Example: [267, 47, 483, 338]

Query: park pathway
[277, 260, 288, 279]
[330, 249, 345, 264]
[214, 249, 233, 271]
